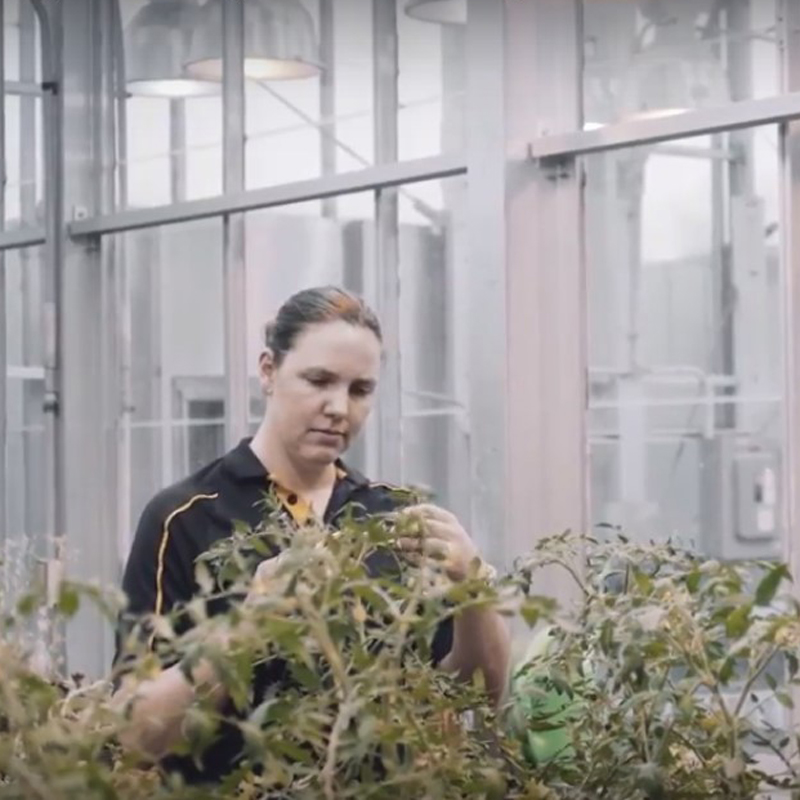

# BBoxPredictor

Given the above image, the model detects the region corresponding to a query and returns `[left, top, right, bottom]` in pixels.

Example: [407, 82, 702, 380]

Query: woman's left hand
[398, 504, 482, 582]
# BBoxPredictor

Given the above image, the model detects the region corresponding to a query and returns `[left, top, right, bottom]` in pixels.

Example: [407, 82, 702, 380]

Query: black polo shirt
[116, 438, 453, 784]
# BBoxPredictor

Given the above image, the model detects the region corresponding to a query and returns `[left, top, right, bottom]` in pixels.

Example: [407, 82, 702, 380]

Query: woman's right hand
[245, 553, 287, 604]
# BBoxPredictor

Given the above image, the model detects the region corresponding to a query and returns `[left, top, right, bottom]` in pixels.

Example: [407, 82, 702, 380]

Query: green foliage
[509, 532, 800, 799]
[1, 522, 799, 799]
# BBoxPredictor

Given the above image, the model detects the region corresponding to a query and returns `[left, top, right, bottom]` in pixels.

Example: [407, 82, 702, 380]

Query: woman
[113, 286, 510, 783]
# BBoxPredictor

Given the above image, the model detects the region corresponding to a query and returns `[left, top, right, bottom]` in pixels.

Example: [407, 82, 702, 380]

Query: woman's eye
[351, 384, 373, 398]
[307, 375, 330, 387]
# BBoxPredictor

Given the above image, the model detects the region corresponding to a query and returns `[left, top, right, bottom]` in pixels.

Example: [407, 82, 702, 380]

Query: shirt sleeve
[114, 495, 198, 668]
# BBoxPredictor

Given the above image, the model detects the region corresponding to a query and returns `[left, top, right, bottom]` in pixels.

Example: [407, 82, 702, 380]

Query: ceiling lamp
[125, 0, 221, 97]
[185, 0, 321, 82]
[405, 0, 467, 26]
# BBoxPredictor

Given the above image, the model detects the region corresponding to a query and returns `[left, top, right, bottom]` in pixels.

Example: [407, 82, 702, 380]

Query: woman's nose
[324, 386, 349, 416]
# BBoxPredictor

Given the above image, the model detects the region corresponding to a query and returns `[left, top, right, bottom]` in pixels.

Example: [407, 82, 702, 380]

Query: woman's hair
[264, 286, 382, 365]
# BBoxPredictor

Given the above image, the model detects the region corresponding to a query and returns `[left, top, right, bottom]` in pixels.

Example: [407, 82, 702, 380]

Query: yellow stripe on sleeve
[153, 493, 219, 619]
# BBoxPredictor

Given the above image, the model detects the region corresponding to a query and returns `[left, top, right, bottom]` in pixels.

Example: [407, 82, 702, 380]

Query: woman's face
[260, 319, 382, 466]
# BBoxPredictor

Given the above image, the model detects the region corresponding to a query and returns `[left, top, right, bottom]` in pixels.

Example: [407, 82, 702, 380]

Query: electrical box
[699, 436, 782, 561]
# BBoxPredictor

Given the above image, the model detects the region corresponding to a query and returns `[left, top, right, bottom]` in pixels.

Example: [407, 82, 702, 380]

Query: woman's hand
[245, 553, 288, 603]
[398, 504, 483, 582]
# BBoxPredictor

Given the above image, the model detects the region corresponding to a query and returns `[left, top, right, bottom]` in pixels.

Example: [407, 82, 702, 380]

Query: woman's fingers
[397, 532, 450, 562]
[404, 503, 458, 525]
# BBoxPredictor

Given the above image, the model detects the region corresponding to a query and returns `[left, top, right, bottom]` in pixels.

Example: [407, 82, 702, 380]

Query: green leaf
[725, 603, 752, 638]
[57, 584, 80, 618]
[719, 656, 736, 684]
[16, 592, 39, 616]
[268, 738, 314, 765]
[755, 564, 791, 606]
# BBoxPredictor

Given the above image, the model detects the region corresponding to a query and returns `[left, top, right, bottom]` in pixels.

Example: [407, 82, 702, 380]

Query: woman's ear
[258, 349, 276, 396]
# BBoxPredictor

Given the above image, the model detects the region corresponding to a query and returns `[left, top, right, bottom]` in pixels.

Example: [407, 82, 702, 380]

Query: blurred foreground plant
[0, 512, 549, 799]
[1, 521, 799, 799]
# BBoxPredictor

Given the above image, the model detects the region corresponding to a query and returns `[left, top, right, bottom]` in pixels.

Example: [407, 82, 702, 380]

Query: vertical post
[319, 0, 337, 219]
[110, 0, 132, 563]
[778, 0, 800, 725]
[466, 0, 586, 588]
[440, 25, 470, 523]
[464, 0, 506, 558]
[40, 0, 119, 677]
[169, 102, 187, 203]
[20, 0, 39, 562]
[372, 0, 402, 484]
[509, 0, 585, 592]
[30, 0, 68, 672]
[20, 1, 39, 351]
[0, 0, 6, 547]
[222, 0, 249, 449]
[95, 0, 121, 589]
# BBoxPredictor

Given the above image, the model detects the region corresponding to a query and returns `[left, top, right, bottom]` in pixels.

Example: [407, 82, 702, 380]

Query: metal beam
[0, 0, 7, 546]
[29, 0, 68, 676]
[498, 0, 586, 600]
[67, 153, 467, 238]
[0, 228, 47, 251]
[56, 0, 119, 679]
[221, 0, 249, 449]
[778, 0, 800, 731]
[3, 80, 44, 97]
[529, 93, 800, 159]
[464, 0, 506, 562]
[319, 0, 337, 218]
[373, 0, 402, 484]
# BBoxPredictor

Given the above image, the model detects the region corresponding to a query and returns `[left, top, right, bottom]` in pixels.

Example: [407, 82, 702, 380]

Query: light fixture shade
[125, 0, 221, 97]
[405, 0, 467, 26]
[185, 0, 321, 82]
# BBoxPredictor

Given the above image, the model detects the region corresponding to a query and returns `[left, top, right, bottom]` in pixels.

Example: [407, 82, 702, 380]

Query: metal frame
[67, 153, 466, 238]
[319, 0, 337, 219]
[221, 0, 249, 449]
[372, 0, 402, 484]
[779, 0, 800, 725]
[0, 227, 46, 251]
[462, 0, 507, 560]
[0, 0, 7, 544]
[5, 80, 44, 97]
[500, 0, 586, 598]
[530, 93, 800, 159]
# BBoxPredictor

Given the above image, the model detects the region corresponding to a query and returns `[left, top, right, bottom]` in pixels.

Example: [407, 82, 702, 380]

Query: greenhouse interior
[3, 0, 800, 795]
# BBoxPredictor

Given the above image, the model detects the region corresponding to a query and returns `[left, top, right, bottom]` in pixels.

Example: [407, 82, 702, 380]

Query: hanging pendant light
[405, 0, 467, 26]
[125, 0, 221, 97]
[184, 0, 321, 82]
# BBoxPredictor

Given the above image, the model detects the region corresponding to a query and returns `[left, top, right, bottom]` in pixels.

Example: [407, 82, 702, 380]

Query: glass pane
[398, 176, 472, 530]
[121, 0, 223, 206]
[398, 7, 466, 160]
[3, 0, 20, 82]
[245, 0, 373, 190]
[585, 124, 783, 561]
[583, 0, 780, 128]
[121, 219, 224, 560]
[4, 0, 44, 229]
[4, 245, 46, 623]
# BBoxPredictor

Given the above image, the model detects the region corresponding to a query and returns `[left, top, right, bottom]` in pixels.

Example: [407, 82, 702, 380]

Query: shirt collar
[223, 437, 368, 488]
